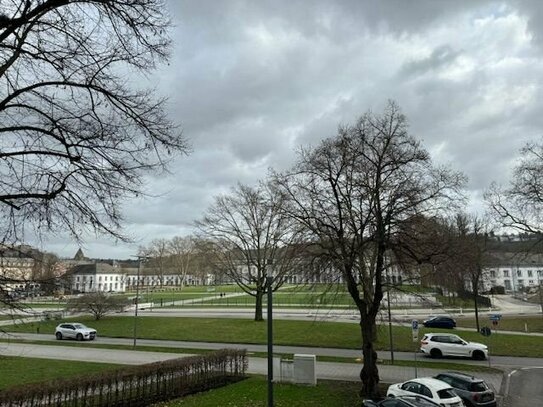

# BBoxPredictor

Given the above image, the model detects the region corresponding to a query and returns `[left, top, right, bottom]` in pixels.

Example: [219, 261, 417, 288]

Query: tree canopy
[0, 0, 188, 243]
[273, 101, 465, 397]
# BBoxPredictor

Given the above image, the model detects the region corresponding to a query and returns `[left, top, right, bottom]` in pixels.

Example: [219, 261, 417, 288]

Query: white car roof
[425, 333, 461, 338]
[406, 377, 453, 391]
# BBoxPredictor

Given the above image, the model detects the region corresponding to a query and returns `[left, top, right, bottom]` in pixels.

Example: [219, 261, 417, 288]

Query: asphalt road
[5, 332, 543, 369]
[0, 340, 504, 393]
[502, 367, 543, 407]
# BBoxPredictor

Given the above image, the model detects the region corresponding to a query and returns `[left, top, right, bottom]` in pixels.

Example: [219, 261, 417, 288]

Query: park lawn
[0, 356, 121, 390]
[456, 315, 543, 333]
[153, 376, 365, 407]
[178, 293, 356, 308]
[5, 316, 543, 357]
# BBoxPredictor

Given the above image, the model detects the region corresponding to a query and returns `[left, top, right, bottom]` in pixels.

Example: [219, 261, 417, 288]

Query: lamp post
[132, 255, 148, 348]
[266, 266, 274, 407]
[386, 274, 394, 364]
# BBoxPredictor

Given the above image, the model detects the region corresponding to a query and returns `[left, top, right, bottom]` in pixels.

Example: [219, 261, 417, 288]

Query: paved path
[0, 341, 503, 394]
[0, 334, 506, 393]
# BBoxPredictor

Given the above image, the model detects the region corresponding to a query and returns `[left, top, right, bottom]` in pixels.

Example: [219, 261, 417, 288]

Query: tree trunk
[473, 280, 480, 332]
[359, 317, 380, 399]
[255, 290, 264, 321]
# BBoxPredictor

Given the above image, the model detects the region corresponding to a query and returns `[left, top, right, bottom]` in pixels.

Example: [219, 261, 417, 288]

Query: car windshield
[437, 389, 457, 399]
[470, 382, 488, 392]
[73, 324, 87, 329]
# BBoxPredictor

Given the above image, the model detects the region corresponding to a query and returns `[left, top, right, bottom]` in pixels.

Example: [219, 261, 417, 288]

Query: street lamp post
[132, 256, 148, 348]
[266, 268, 274, 407]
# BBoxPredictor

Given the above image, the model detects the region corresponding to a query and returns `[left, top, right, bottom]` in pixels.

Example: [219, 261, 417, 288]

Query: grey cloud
[37, 0, 543, 258]
[401, 45, 463, 78]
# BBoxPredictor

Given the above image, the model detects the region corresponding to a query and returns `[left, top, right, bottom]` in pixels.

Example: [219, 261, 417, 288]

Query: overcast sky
[37, 0, 543, 260]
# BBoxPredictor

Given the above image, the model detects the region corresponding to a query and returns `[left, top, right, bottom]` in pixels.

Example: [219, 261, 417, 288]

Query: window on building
[503, 270, 509, 277]
[517, 270, 522, 277]
[518, 280, 524, 288]
[99, 276, 102, 282]
[490, 270, 496, 278]
[504, 280, 511, 290]
[529, 280, 534, 285]
[528, 270, 533, 277]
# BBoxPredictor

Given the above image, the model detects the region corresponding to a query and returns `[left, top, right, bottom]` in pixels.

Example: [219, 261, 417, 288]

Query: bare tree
[447, 213, 493, 331]
[0, 1, 188, 244]
[273, 101, 465, 398]
[139, 238, 169, 287]
[196, 182, 305, 321]
[30, 250, 61, 295]
[67, 291, 129, 320]
[487, 140, 543, 235]
[168, 236, 197, 288]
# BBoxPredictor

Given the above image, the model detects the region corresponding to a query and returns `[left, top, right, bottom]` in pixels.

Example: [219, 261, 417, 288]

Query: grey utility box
[293, 354, 317, 386]
[274, 357, 294, 383]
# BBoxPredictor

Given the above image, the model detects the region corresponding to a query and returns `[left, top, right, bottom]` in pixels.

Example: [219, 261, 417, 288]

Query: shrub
[0, 349, 247, 406]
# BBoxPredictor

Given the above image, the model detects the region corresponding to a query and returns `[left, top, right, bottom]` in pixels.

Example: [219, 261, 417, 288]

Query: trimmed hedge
[0, 349, 247, 406]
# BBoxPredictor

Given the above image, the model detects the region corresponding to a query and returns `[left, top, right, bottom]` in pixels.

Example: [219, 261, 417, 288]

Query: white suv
[420, 333, 488, 360]
[55, 323, 97, 341]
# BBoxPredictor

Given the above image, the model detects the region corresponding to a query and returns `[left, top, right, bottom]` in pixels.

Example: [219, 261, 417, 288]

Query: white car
[387, 377, 464, 407]
[55, 323, 97, 341]
[420, 333, 488, 360]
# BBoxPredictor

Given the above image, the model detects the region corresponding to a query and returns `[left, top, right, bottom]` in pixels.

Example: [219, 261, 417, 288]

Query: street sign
[412, 320, 419, 342]
[480, 326, 491, 337]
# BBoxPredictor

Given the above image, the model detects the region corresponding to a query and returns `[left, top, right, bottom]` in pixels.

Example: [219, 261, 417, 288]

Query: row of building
[1, 245, 543, 296]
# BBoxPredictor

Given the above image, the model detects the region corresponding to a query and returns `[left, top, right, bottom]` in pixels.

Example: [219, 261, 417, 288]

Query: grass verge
[0, 338, 501, 374]
[4, 316, 542, 357]
[0, 356, 121, 390]
[152, 376, 367, 407]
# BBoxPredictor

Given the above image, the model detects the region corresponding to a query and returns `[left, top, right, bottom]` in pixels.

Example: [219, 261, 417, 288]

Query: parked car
[434, 372, 496, 407]
[387, 377, 464, 407]
[55, 323, 97, 341]
[363, 395, 443, 406]
[420, 333, 488, 360]
[423, 316, 456, 329]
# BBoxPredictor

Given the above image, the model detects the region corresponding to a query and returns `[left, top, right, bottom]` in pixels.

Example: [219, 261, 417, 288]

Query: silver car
[55, 323, 97, 341]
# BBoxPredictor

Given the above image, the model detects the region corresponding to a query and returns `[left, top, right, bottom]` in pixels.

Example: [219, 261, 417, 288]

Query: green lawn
[153, 376, 365, 407]
[456, 315, 543, 333]
[5, 316, 543, 357]
[0, 356, 120, 390]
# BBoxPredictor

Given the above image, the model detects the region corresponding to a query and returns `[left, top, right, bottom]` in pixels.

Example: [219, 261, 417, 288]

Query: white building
[70, 263, 126, 293]
[483, 253, 543, 293]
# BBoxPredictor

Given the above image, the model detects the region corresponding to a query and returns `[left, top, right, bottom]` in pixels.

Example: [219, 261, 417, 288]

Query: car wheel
[430, 348, 442, 358]
[76, 333, 83, 341]
[55, 332, 62, 340]
[472, 350, 485, 360]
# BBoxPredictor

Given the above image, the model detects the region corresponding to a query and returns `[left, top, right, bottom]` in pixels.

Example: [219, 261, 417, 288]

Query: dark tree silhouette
[0, 0, 188, 243]
[273, 101, 465, 398]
